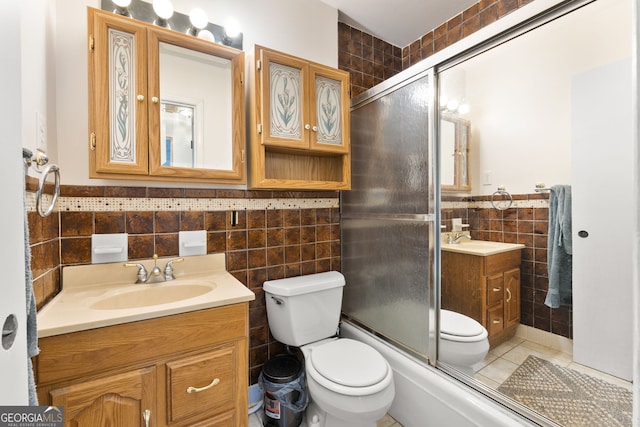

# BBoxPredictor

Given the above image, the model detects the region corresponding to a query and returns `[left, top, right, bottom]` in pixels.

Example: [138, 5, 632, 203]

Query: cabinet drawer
[166, 343, 237, 424]
[487, 305, 504, 336]
[486, 273, 504, 306]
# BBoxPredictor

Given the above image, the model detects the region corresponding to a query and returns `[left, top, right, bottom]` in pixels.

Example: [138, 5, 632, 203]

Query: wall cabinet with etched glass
[250, 45, 351, 189]
[88, 8, 246, 184]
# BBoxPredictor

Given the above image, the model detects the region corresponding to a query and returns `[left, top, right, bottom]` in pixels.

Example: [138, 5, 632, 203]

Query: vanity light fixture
[100, 0, 243, 49]
[112, 0, 132, 16]
[440, 96, 470, 115]
[188, 8, 208, 36]
[153, 0, 174, 28]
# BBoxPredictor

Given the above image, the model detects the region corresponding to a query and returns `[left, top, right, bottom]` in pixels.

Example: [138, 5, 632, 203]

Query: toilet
[263, 271, 395, 427]
[439, 309, 489, 375]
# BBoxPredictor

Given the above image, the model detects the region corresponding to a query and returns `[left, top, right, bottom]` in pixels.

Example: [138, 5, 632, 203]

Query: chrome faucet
[447, 232, 471, 244]
[125, 255, 184, 284]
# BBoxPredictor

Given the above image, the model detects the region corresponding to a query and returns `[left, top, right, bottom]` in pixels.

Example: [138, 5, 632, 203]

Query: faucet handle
[124, 262, 148, 284]
[164, 257, 184, 281]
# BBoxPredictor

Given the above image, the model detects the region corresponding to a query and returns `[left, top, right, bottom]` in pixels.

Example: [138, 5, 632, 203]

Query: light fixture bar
[100, 0, 243, 49]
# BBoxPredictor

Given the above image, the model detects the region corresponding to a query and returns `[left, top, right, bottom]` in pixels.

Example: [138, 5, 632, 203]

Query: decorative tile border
[442, 198, 549, 209]
[26, 193, 339, 213]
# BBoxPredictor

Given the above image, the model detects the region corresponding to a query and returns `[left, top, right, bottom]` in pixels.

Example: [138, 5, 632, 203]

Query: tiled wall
[442, 193, 572, 339]
[339, 0, 534, 96]
[27, 178, 341, 384]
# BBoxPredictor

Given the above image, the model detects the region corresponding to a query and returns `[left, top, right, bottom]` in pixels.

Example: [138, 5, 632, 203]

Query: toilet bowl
[263, 272, 395, 427]
[438, 309, 489, 375]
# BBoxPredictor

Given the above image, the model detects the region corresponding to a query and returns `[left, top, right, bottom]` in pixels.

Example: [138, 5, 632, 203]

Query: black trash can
[259, 354, 308, 427]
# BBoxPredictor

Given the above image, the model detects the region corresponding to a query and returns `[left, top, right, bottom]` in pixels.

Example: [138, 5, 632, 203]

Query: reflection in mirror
[440, 113, 470, 192]
[158, 42, 233, 171]
[437, 0, 632, 425]
[161, 101, 195, 167]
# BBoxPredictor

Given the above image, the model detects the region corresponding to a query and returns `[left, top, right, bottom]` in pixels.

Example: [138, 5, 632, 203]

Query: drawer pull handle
[187, 378, 220, 394]
[492, 287, 501, 292]
[143, 409, 151, 427]
[492, 319, 501, 324]
[506, 288, 512, 302]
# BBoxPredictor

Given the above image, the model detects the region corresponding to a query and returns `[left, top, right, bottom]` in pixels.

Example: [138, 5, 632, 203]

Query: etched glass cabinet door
[89, 9, 149, 175]
[257, 46, 349, 154]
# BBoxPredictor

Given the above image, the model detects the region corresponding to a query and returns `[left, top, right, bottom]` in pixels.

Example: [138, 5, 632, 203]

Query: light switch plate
[179, 230, 207, 257]
[92, 233, 128, 264]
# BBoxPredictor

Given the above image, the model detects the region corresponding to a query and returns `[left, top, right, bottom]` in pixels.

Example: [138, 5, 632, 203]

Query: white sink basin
[90, 282, 216, 310]
[441, 240, 524, 256]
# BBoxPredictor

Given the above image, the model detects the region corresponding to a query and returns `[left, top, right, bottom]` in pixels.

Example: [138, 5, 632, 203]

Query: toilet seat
[306, 339, 392, 396]
[440, 310, 488, 343]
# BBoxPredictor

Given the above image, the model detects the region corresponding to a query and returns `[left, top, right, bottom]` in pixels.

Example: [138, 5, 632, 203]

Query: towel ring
[491, 187, 512, 211]
[36, 164, 60, 217]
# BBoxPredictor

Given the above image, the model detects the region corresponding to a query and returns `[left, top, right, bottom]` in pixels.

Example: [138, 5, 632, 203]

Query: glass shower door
[341, 69, 435, 359]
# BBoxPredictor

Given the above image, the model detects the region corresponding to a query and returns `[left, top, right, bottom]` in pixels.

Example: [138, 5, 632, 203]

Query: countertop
[37, 253, 254, 337]
[441, 240, 525, 256]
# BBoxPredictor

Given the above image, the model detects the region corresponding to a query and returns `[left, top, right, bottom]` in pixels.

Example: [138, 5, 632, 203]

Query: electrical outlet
[36, 112, 47, 151]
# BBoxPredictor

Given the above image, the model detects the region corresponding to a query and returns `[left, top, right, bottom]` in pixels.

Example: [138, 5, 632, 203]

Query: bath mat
[498, 355, 632, 427]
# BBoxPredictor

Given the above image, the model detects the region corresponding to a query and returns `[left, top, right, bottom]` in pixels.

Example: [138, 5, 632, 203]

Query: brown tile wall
[27, 182, 341, 385]
[442, 193, 572, 339]
[338, 22, 403, 98]
[339, 0, 535, 97]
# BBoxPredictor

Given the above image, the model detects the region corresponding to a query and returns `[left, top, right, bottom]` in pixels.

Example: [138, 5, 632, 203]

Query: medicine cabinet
[440, 113, 471, 193]
[88, 7, 246, 184]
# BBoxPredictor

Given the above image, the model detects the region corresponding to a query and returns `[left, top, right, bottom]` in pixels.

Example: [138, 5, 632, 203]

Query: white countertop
[441, 240, 525, 256]
[37, 253, 255, 337]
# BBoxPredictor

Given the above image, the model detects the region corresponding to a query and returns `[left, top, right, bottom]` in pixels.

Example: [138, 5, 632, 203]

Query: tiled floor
[475, 335, 633, 392]
[249, 412, 402, 427]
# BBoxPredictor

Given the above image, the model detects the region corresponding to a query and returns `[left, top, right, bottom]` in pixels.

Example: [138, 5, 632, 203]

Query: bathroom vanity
[35, 254, 254, 427]
[441, 241, 524, 347]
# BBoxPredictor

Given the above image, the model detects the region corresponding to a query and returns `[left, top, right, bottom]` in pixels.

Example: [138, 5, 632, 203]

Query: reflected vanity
[88, 7, 246, 183]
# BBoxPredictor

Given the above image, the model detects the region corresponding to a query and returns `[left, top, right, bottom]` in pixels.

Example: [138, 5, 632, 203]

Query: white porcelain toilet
[263, 271, 395, 427]
[439, 309, 489, 375]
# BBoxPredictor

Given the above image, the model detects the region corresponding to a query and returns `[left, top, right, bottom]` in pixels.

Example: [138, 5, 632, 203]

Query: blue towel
[545, 185, 572, 308]
[23, 162, 39, 405]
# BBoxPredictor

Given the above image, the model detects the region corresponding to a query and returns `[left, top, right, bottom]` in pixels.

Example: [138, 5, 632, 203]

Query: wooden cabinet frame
[249, 45, 351, 190]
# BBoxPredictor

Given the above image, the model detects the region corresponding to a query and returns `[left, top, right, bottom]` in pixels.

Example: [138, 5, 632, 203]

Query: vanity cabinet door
[49, 367, 156, 427]
[90, 9, 149, 176]
[504, 268, 521, 329]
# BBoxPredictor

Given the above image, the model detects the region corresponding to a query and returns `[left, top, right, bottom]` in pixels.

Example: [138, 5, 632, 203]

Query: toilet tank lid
[263, 271, 345, 296]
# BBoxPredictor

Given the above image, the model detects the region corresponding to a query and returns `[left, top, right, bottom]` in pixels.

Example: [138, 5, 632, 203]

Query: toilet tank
[263, 271, 346, 347]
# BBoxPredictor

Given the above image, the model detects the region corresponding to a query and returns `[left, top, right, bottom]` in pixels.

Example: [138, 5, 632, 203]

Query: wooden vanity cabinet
[249, 45, 351, 190]
[441, 249, 521, 347]
[35, 304, 249, 427]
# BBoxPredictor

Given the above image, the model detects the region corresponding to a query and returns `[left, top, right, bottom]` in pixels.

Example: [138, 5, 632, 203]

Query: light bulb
[224, 18, 241, 38]
[113, 0, 131, 7]
[189, 8, 208, 30]
[197, 29, 214, 42]
[153, 0, 174, 20]
[446, 99, 459, 112]
[458, 103, 470, 115]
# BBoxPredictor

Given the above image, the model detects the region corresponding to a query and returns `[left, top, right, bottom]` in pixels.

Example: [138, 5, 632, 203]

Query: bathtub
[340, 321, 536, 427]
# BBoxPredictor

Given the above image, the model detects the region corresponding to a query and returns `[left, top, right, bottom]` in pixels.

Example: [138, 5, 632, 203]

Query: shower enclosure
[341, 68, 438, 363]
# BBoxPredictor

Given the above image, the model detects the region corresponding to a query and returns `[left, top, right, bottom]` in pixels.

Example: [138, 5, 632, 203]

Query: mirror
[440, 113, 470, 192]
[157, 42, 233, 171]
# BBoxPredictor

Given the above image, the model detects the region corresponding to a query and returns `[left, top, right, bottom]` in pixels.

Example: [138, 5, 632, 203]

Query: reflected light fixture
[153, 0, 174, 28]
[224, 17, 241, 39]
[188, 8, 208, 36]
[112, 0, 132, 17]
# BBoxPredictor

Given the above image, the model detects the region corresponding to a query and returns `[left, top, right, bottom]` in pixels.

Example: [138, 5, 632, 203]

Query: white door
[571, 58, 633, 381]
[0, 0, 28, 403]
